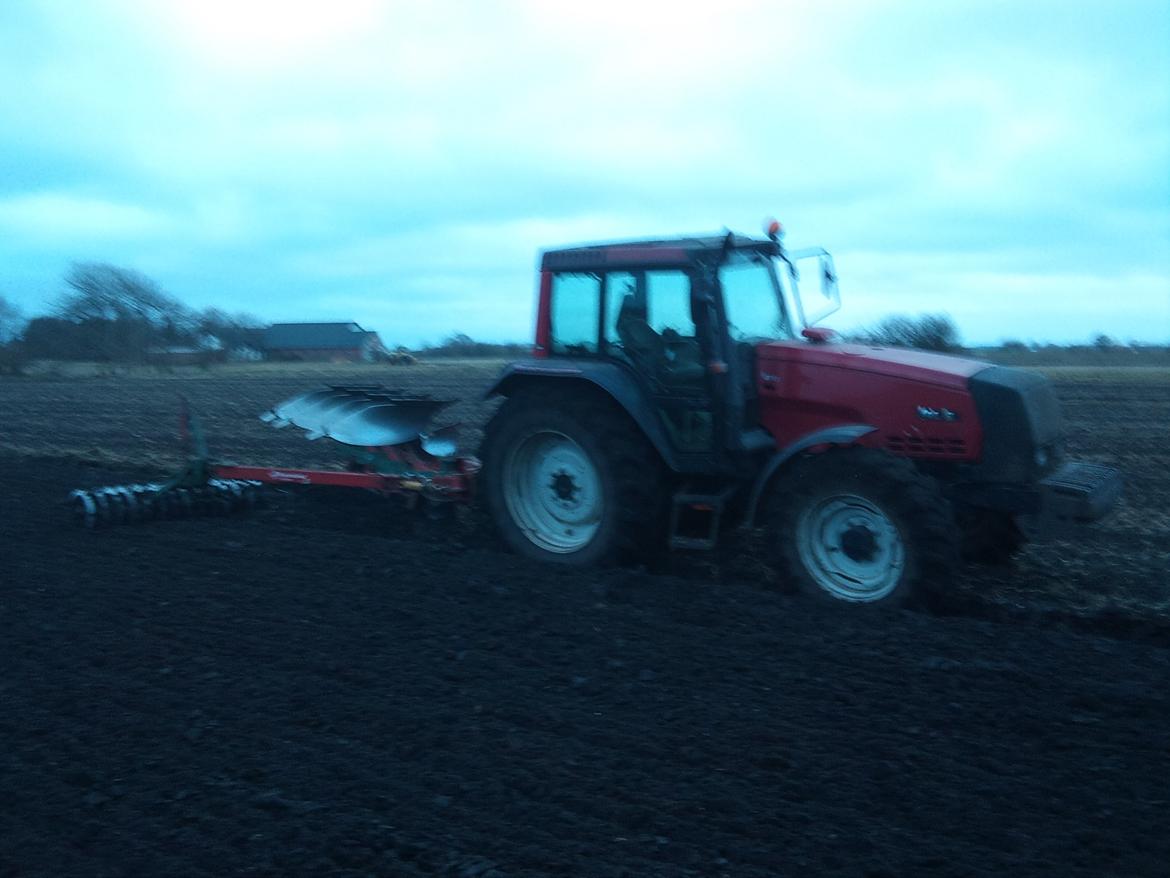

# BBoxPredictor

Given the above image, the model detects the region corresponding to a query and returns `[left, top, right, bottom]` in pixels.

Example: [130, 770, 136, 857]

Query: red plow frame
[69, 387, 481, 528]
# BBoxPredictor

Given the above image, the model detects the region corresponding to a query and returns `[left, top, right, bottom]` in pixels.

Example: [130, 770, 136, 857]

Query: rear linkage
[69, 385, 479, 529]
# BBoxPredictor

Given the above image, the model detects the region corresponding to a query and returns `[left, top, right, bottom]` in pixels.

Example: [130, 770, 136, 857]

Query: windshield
[719, 251, 795, 341]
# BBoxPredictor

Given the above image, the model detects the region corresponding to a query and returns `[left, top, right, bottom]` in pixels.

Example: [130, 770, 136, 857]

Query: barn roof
[262, 323, 379, 350]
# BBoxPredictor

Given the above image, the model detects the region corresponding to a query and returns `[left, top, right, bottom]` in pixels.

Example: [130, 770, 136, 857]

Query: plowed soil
[2, 363, 1169, 877]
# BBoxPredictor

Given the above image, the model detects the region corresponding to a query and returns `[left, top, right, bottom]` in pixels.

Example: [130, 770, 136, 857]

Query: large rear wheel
[480, 393, 665, 566]
[502, 429, 603, 554]
[768, 448, 959, 606]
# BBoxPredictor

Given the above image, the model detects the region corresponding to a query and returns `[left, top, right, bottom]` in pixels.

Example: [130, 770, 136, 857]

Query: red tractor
[478, 223, 1122, 605]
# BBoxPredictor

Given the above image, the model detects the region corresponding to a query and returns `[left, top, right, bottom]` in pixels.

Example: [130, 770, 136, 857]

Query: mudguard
[744, 423, 877, 525]
[486, 359, 681, 471]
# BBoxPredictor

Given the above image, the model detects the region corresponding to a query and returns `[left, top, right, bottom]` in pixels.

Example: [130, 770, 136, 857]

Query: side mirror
[818, 255, 838, 301]
[789, 248, 842, 327]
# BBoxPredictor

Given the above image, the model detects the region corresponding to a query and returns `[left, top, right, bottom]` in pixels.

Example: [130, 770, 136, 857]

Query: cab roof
[540, 232, 780, 272]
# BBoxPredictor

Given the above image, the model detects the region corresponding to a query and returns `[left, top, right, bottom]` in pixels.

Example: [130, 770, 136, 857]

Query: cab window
[720, 253, 793, 341]
[645, 271, 693, 335]
[602, 269, 698, 359]
[550, 272, 601, 354]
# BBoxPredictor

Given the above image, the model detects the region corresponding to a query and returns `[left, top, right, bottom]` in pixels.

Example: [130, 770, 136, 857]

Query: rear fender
[486, 359, 679, 471]
[744, 424, 877, 525]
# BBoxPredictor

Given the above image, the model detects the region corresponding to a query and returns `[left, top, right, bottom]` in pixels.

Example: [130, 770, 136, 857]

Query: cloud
[0, 0, 1166, 345]
[839, 257, 1170, 346]
[0, 192, 174, 242]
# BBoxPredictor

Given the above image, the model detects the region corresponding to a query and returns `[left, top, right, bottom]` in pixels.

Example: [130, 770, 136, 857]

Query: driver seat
[615, 295, 704, 388]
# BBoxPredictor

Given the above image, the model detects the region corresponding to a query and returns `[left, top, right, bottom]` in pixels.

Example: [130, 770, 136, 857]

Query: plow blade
[261, 386, 453, 449]
[420, 423, 460, 459]
[316, 400, 451, 446]
[261, 388, 359, 428]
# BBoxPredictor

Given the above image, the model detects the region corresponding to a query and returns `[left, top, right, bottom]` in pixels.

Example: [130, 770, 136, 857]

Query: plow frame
[70, 390, 481, 529]
[210, 444, 481, 504]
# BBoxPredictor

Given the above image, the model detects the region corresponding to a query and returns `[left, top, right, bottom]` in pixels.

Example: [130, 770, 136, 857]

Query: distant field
[0, 357, 1165, 621]
[971, 346, 1170, 369]
[16, 357, 512, 381]
[1026, 365, 1170, 383]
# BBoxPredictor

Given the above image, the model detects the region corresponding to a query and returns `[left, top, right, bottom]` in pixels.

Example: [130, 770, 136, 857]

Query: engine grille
[968, 366, 1065, 482]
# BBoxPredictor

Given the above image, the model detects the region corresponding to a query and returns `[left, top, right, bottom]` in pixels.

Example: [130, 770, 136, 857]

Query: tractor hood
[755, 341, 991, 390]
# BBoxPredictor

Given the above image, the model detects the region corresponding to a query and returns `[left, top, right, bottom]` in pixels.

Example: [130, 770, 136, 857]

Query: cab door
[545, 266, 724, 462]
[599, 269, 717, 454]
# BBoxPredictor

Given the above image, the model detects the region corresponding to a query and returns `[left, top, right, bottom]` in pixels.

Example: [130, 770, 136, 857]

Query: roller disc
[117, 487, 141, 523]
[70, 490, 97, 528]
[91, 490, 111, 527]
[102, 489, 127, 525]
[69, 477, 264, 528]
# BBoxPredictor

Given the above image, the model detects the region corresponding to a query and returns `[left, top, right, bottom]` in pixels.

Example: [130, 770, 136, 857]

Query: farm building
[261, 323, 388, 363]
[226, 344, 264, 363]
[145, 345, 225, 367]
[146, 334, 226, 367]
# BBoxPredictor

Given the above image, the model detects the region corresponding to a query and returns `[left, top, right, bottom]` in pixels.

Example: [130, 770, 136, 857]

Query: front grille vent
[886, 435, 967, 457]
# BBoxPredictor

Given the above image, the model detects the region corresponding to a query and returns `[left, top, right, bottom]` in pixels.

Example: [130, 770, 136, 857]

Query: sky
[0, 0, 1167, 347]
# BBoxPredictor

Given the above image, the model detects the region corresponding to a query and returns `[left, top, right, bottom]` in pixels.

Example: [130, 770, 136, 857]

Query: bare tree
[854, 313, 963, 353]
[1092, 333, 1119, 350]
[0, 295, 24, 344]
[196, 307, 264, 348]
[52, 264, 196, 361]
[57, 263, 188, 327]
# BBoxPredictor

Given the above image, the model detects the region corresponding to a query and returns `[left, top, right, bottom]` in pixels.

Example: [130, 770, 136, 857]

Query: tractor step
[669, 486, 737, 551]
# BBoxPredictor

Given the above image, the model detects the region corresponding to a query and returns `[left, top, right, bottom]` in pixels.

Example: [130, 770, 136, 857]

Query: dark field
[2, 362, 1169, 877]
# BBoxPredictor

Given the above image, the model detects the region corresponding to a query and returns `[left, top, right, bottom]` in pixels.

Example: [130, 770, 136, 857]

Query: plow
[69, 385, 479, 529]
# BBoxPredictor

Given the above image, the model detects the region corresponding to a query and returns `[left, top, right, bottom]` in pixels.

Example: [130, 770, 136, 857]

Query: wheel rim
[502, 430, 603, 553]
[795, 494, 905, 602]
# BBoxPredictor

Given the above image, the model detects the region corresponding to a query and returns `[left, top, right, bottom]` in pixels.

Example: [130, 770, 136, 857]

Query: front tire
[768, 448, 959, 606]
[480, 393, 664, 566]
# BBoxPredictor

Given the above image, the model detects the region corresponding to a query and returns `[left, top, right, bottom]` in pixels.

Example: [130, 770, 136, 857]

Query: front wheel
[768, 448, 959, 606]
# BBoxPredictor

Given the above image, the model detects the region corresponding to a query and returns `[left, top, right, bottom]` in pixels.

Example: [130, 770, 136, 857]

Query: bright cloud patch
[0, 193, 173, 242]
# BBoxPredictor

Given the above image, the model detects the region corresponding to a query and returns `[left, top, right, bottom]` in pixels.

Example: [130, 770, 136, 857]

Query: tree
[418, 332, 530, 359]
[0, 295, 27, 374]
[0, 295, 24, 344]
[855, 313, 963, 352]
[1092, 333, 1118, 350]
[52, 263, 194, 362]
[57, 263, 188, 327]
[195, 307, 264, 349]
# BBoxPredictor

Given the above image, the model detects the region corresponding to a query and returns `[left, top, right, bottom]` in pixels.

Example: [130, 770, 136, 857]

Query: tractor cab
[533, 228, 832, 466]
